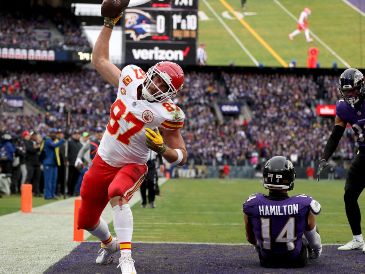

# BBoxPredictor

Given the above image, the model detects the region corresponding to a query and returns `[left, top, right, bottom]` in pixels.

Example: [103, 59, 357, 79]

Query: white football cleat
[363, 244, 365, 254]
[338, 239, 364, 251]
[117, 254, 137, 274]
[96, 237, 119, 264]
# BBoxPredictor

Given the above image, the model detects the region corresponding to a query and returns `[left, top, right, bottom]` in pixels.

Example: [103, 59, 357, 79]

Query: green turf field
[199, 0, 365, 68]
[2, 179, 363, 244]
[127, 178, 364, 244]
[0, 195, 56, 216]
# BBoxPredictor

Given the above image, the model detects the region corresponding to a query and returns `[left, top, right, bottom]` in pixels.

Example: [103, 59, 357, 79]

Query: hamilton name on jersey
[258, 204, 299, 216]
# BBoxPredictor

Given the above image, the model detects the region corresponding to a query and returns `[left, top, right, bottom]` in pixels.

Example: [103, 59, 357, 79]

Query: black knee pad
[344, 188, 361, 204]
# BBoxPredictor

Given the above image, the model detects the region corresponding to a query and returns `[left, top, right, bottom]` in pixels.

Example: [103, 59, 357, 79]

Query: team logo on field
[120, 88, 126, 95]
[142, 110, 154, 123]
[123, 75, 132, 86]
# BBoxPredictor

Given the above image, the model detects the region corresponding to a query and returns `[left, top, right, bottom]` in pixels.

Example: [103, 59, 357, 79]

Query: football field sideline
[0, 179, 166, 274]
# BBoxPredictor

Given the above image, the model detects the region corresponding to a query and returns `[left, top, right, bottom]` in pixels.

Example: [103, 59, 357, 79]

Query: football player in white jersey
[288, 7, 313, 43]
[77, 4, 187, 274]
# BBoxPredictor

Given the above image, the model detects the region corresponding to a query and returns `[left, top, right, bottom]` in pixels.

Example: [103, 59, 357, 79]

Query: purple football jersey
[336, 100, 365, 147]
[243, 193, 319, 260]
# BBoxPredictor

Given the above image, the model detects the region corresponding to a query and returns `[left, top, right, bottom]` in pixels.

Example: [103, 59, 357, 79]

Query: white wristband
[127, 0, 151, 7]
[171, 149, 183, 166]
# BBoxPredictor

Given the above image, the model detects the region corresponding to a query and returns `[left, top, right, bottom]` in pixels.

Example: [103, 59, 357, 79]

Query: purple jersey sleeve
[336, 100, 350, 123]
[336, 100, 365, 147]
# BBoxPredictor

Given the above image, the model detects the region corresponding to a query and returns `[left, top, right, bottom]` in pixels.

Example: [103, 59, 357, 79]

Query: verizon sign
[126, 43, 196, 65]
[316, 105, 336, 116]
[132, 46, 188, 61]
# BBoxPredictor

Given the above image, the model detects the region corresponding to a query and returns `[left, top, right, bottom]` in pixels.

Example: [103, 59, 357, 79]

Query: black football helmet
[263, 156, 296, 191]
[338, 68, 365, 108]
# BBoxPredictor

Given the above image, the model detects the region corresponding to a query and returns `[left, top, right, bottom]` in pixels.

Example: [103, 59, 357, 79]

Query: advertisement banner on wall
[219, 103, 241, 115]
[316, 105, 336, 116]
[125, 42, 196, 65]
[0, 47, 91, 63]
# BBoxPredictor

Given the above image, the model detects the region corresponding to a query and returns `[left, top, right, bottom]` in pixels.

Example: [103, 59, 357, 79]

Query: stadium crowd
[0, 68, 356, 195]
[0, 7, 91, 51]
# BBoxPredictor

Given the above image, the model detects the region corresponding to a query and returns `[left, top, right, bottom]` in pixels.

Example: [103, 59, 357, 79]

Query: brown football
[101, 0, 130, 18]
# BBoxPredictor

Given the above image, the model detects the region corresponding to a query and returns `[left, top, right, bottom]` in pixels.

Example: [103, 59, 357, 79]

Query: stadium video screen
[198, 0, 365, 68]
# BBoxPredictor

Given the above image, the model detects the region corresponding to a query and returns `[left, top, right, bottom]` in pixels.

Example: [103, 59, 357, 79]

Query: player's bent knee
[108, 183, 125, 199]
[77, 206, 98, 230]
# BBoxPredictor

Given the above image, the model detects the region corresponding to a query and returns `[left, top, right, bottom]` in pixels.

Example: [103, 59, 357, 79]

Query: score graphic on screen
[124, 0, 198, 65]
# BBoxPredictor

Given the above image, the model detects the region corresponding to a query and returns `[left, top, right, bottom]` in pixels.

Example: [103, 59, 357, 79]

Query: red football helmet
[304, 7, 311, 15]
[142, 61, 184, 102]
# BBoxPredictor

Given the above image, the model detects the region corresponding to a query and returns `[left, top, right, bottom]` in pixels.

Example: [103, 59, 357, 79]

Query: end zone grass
[90, 178, 364, 244]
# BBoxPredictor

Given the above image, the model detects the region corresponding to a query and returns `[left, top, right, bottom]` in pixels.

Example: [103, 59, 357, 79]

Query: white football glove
[75, 158, 83, 168]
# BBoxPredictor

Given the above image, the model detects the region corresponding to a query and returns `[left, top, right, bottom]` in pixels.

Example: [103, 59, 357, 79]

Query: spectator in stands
[56, 128, 67, 197]
[74, 127, 104, 196]
[140, 151, 161, 209]
[24, 131, 42, 196]
[11, 135, 26, 194]
[40, 128, 64, 199]
[0, 133, 15, 174]
[306, 166, 315, 180]
[67, 129, 82, 196]
[222, 163, 230, 178]
[0, 68, 354, 171]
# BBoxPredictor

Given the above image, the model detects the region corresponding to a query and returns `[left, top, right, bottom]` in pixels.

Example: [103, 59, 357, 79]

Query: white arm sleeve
[127, 0, 151, 7]
[304, 226, 322, 250]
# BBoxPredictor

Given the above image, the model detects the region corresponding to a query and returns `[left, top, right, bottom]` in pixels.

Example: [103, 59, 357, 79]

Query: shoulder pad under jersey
[310, 199, 321, 215]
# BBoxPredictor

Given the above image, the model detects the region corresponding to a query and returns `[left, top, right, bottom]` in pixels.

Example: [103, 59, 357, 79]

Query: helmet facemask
[339, 86, 363, 108]
[339, 68, 365, 108]
[142, 66, 178, 102]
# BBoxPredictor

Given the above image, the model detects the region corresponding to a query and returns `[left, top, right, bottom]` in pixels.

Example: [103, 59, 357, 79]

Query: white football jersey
[98, 65, 185, 167]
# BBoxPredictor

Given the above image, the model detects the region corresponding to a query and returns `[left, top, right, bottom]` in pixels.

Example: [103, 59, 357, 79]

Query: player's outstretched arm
[93, 0, 150, 87]
[317, 115, 346, 181]
[92, 25, 121, 88]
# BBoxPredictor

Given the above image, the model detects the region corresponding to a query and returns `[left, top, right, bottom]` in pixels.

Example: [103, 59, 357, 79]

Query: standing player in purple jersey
[244, 156, 322, 268]
[317, 68, 365, 252]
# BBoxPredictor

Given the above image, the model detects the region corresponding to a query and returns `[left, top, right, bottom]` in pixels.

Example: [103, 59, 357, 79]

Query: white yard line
[342, 0, 365, 16]
[135, 222, 243, 226]
[0, 178, 166, 274]
[202, 0, 259, 66]
[274, 0, 351, 68]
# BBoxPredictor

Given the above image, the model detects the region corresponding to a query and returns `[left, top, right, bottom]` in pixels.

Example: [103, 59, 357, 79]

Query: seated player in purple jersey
[243, 156, 322, 268]
[317, 68, 365, 252]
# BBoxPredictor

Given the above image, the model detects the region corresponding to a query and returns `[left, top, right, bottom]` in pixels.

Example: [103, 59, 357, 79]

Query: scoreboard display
[124, 0, 198, 65]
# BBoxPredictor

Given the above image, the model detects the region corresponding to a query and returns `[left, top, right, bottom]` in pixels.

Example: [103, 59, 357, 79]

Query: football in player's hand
[101, 0, 130, 18]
